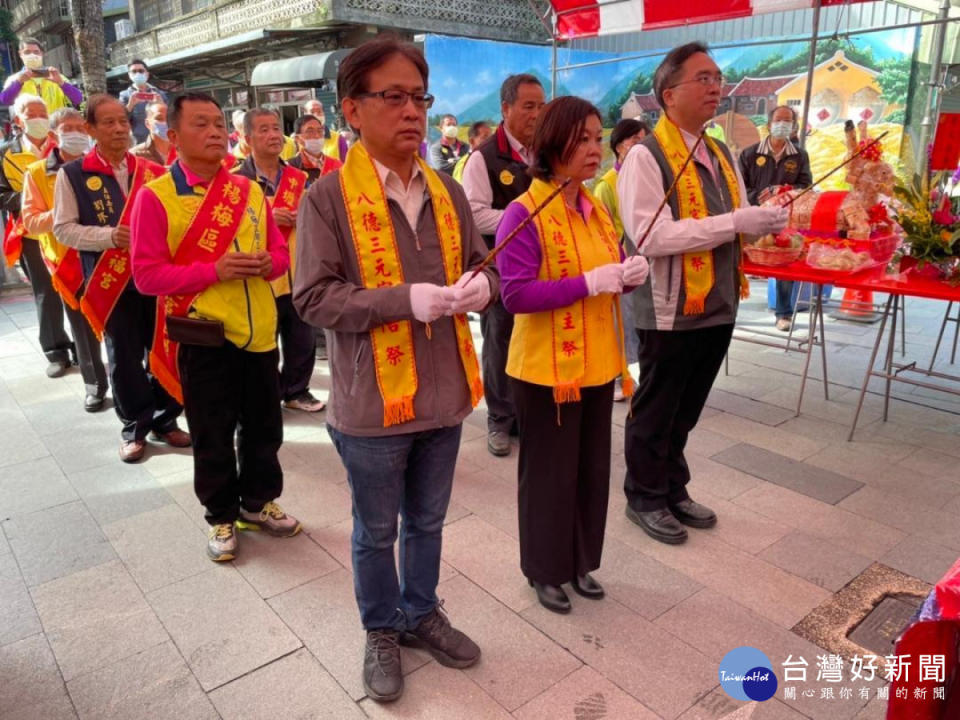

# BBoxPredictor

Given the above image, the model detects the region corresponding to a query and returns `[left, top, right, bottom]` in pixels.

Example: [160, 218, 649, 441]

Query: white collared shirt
[461, 124, 530, 235]
[372, 156, 425, 232]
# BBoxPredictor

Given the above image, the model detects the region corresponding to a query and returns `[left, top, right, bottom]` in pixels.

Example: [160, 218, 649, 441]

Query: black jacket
[739, 139, 812, 206]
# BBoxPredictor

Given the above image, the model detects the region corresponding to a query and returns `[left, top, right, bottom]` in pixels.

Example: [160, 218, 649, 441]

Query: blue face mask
[131, 72, 147, 86]
[153, 122, 168, 141]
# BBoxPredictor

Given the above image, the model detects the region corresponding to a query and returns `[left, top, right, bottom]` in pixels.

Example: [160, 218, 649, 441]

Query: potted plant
[892, 171, 960, 284]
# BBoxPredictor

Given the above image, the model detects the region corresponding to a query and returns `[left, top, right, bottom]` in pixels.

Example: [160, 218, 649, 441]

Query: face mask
[302, 138, 324, 155]
[24, 117, 49, 140]
[130, 72, 148, 86]
[58, 131, 89, 156]
[22, 54, 43, 70]
[442, 125, 459, 139]
[770, 121, 793, 140]
[152, 122, 168, 141]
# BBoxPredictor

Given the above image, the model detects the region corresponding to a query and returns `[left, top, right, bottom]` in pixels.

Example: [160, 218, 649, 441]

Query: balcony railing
[11, 0, 42, 28]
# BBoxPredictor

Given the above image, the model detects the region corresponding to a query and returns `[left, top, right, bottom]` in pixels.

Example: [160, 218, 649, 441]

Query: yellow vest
[24, 156, 70, 264]
[506, 188, 624, 389]
[147, 172, 279, 352]
[3, 144, 42, 239]
[323, 132, 342, 162]
[236, 136, 297, 161]
[592, 167, 623, 240]
[18, 78, 73, 112]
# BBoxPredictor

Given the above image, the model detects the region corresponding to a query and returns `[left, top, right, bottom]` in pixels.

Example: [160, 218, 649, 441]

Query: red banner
[930, 112, 960, 172]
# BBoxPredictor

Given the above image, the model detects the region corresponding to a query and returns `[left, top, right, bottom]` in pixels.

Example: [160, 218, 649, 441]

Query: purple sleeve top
[0, 78, 82, 106]
[60, 81, 83, 107]
[495, 201, 589, 314]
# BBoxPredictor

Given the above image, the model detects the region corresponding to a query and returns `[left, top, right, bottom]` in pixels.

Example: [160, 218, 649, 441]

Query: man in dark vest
[53, 94, 190, 463]
[461, 73, 544, 457]
[617, 43, 787, 545]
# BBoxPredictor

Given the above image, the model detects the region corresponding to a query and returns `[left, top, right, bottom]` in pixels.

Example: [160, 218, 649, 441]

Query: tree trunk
[72, 0, 107, 96]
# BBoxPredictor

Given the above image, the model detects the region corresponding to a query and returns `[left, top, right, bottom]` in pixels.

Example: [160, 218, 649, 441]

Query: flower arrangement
[892, 171, 960, 283]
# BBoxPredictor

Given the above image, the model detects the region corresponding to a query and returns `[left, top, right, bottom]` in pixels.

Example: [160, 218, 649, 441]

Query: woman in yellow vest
[496, 97, 649, 614]
[592, 118, 649, 401]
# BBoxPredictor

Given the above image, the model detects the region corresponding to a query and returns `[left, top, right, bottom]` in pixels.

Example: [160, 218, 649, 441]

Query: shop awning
[550, 0, 871, 38]
[250, 49, 352, 87]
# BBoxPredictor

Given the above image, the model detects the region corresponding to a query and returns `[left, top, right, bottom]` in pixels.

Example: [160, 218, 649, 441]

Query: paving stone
[0, 634, 76, 719]
[31, 559, 168, 682]
[732, 483, 905, 560]
[758, 531, 873, 592]
[268, 568, 430, 700]
[606, 512, 830, 629]
[21, 393, 116, 438]
[0, 456, 77, 518]
[152, 469, 209, 531]
[233, 528, 340, 598]
[276, 467, 354, 531]
[686, 453, 765, 501]
[440, 514, 534, 612]
[896, 447, 960, 478]
[67, 462, 174, 526]
[0, 551, 41, 646]
[0, 414, 49, 469]
[521, 596, 716, 720]
[208, 648, 365, 719]
[360, 660, 513, 719]
[597, 534, 703, 620]
[713, 443, 863, 505]
[448, 465, 519, 539]
[146, 565, 301, 691]
[512, 665, 660, 720]
[3, 501, 116, 587]
[838, 486, 960, 551]
[706, 389, 797, 426]
[102, 504, 210, 593]
[880, 535, 960, 585]
[139, 445, 195, 479]
[699, 414, 828, 461]
[66, 641, 217, 720]
[673, 487, 793, 555]
[678, 689, 811, 719]
[654, 589, 869, 720]
[436, 574, 581, 711]
[686, 426, 741, 459]
[45, 421, 129, 474]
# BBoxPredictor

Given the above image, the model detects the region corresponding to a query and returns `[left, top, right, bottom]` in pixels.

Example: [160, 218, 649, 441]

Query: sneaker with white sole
[283, 391, 326, 412]
[236, 501, 302, 537]
[207, 523, 238, 562]
[775, 317, 792, 332]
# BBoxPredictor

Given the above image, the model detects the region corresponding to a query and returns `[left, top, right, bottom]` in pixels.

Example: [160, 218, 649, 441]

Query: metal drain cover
[847, 595, 924, 655]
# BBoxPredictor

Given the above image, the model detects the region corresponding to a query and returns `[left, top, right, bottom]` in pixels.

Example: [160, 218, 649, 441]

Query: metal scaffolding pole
[799, 0, 821, 150]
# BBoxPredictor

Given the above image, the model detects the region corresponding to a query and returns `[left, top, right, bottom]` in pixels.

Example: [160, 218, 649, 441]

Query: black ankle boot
[528, 578, 571, 614]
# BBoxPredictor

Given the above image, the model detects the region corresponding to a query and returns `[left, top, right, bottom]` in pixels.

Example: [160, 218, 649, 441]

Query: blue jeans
[327, 423, 462, 631]
[775, 280, 796, 320]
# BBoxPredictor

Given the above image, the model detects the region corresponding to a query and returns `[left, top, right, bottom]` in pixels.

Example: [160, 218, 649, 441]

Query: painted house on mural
[620, 91, 661, 123]
[727, 75, 796, 118]
[775, 50, 888, 127]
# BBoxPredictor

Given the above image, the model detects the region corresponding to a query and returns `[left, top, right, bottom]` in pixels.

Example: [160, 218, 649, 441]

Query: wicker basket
[743, 245, 804, 266]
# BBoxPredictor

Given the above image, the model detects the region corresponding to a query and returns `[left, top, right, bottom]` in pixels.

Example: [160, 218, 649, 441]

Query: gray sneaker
[487, 430, 510, 457]
[401, 603, 481, 668]
[363, 629, 403, 702]
[207, 523, 237, 562]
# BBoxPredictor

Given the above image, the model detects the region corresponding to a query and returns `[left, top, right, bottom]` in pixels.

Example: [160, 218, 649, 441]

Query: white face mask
[58, 131, 89, 156]
[442, 125, 459, 139]
[302, 138, 324, 155]
[22, 53, 43, 70]
[23, 117, 49, 140]
[769, 121, 793, 140]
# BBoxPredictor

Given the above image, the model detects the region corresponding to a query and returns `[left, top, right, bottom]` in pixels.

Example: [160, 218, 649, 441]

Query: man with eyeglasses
[461, 73, 545, 457]
[618, 42, 787, 545]
[293, 37, 497, 703]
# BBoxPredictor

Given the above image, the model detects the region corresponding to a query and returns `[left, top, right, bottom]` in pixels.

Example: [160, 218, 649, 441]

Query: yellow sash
[517, 179, 633, 403]
[652, 116, 747, 314]
[339, 143, 482, 427]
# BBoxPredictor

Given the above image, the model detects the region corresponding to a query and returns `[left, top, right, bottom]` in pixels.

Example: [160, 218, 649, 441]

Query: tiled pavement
[2, 278, 959, 720]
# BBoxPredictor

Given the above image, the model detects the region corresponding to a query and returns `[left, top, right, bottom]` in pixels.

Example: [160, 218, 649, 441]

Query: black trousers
[18, 237, 73, 364]
[179, 343, 283, 525]
[512, 378, 613, 586]
[276, 293, 316, 401]
[64, 302, 107, 396]
[623, 324, 733, 512]
[480, 297, 515, 433]
[103, 289, 181, 442]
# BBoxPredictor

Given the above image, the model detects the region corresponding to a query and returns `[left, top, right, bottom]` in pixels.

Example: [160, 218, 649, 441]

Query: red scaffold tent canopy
[550, 0, 872, 38]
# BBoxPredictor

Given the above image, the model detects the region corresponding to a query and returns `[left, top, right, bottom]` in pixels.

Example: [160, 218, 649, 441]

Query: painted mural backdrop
[424, 29, 919, 188]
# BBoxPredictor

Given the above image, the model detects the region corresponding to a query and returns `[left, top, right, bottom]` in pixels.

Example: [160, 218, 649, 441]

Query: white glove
[409, 283, 456, 323]
[732, 205, 789, 236]
[621, 255, 649, 286]
[584, 263, 624, 296]
[449, 271, 492, 314]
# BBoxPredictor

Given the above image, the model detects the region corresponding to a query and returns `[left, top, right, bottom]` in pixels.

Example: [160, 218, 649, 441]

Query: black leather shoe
[84, 393, 105, 413]
[571, 573, 604, 599]
[528, 578, 571, 614]
[625, 506, 688, 545]
[669, 499, 718, 529]
[363, 629, 403, 703]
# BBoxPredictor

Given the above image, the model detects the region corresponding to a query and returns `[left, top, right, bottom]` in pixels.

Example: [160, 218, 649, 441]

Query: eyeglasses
[356, 90, 435, 109]
[669, 74, 725, 89]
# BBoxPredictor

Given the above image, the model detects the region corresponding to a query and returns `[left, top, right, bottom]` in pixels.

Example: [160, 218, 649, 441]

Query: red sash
[268, 165, 307, 241]
[149, 168, 251, 404]
[80, 157, 166, 340]
[2, 215, 24, 267]
[43, 247, 84, 311]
